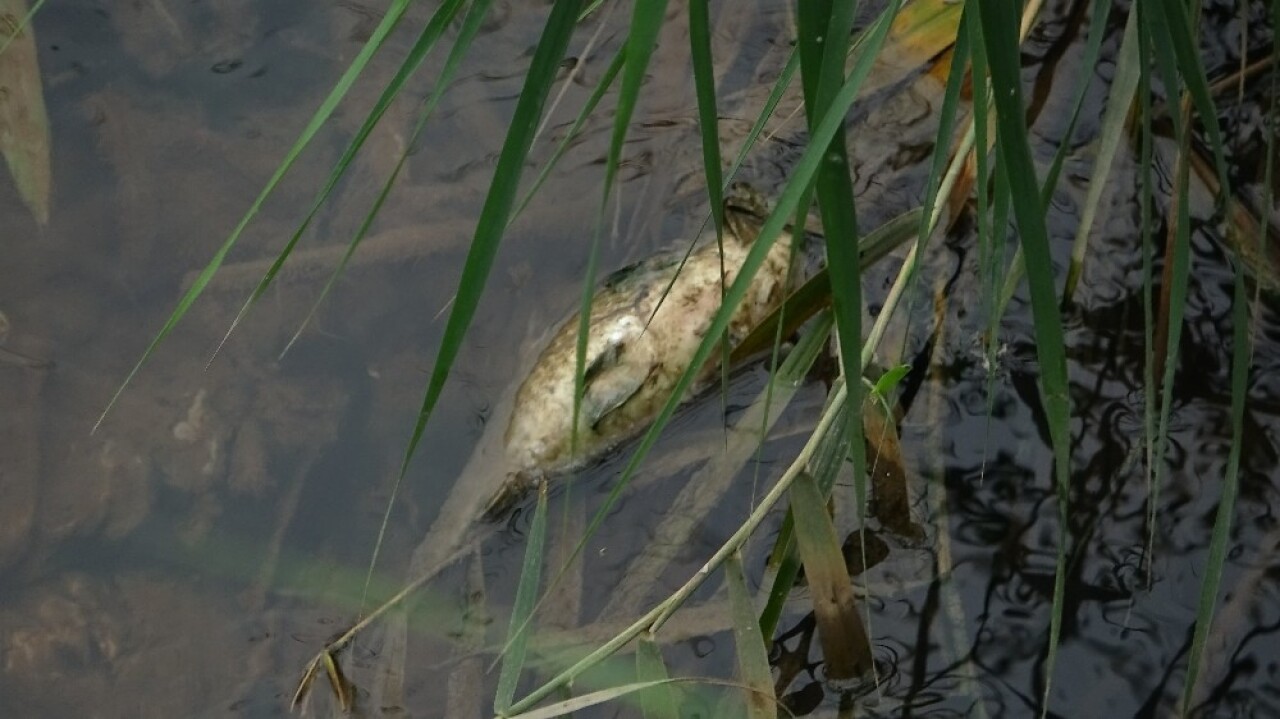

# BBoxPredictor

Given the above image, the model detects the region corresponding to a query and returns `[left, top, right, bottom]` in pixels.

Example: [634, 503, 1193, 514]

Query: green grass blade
[725, 551, 775, 718]
[1144, 4, 1195, 586]
[1181, 17, 1274, 706]
[797, 0, 871, 527]
[758, 515, 799, 641]
[916, 8, 971, 248]
[988, 148, 1011, 356]
[281, 0, 490, 357]
[1179, 216, 1250, 715]
[1137, 22, 1159, 585]
[636, 637, 679, 719]
[1142, 0, 1186, 139]
[94, 0, 413, 432]
[339, 3, 598, 663]
[511, 47, 625, 223]
[966, 4, 996, 325]
[686, 0, 734, 410]
[1061, 7, 1139, 304]
[386, 0, 583, 558]
[724, 46, 799, 185]
[1039, 0, 1112, 205]
[757, 315, 841, 642]
[688, 0, 724, 233]
[495, 482, 550, 713]
[973, 1, 1072, 714]
[1150, 0, 1230, 198]
[570, 0, 671, 458]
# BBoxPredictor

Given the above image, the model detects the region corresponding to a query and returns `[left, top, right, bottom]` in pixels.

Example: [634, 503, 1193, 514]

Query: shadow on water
[0, 0, 1278, 717]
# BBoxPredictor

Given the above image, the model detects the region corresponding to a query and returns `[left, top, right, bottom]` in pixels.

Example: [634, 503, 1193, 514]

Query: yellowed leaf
[789, 472, 874, 682]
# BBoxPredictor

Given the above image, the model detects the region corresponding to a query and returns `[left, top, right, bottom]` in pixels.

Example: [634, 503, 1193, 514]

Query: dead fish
[485, 182, 809, 515]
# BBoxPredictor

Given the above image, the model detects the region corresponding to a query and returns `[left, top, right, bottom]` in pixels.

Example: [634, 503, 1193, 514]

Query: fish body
[488, 183, 806, 514]
[360, 184, 809, 698]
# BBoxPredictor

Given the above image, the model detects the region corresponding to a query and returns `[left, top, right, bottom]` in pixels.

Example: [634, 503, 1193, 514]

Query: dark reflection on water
[1, 0, 1279, 717]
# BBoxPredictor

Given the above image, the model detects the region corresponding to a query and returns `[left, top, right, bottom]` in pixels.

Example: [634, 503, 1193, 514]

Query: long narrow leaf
[495, 481, 550, 713]
[687, 0, 734, 407]
[1151, 0, 1230, 197]
[282, 0, 491, 358]
[725, 552, 775, 718]
[1137, 17, 1159, 585]
[1061, 7, 1139, 303]
[1181, 11, 1274, 703]
[95, 0, 413, 432]
[571, 0, 671, 458]
[1040, 0, 1113, 205]
[689, 0, 724, 236]
[511, 47, 626, 223]
[636, 636, 679, 719]
[217, 0, 467, 361]
[915, 10, 971, 251]
[1179, 215, 1250, 714]
[1145, 4, 1195, 588]
[797, 0, 872, 537]
[973, 1, 1072, 714]
[789, 471, 873, 679]
[387, 0, 583, 566]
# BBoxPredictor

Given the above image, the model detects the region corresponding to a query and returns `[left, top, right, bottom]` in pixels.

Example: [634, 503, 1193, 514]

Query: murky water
[1, 0, 1277, 717]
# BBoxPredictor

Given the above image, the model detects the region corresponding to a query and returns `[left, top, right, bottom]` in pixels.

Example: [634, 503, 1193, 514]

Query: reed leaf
[1062, 7, 1139, 304]
[1181, 9, 1274, 705]
[217, 0, 468, 361]
[1144, 4, 1196, 592]
[495, 482, 550, 714]
[725, 551, 774, 719]
[511, 47, 625, 223]
[508, 680, 688, 719]
[636, 636, 679, 719]
[395, 0, 582, 506]
[571, 0, 670, 459]
[915, 8, 971, 254]
[1180, 224, 1250, 714]
[688, 0, 724, 237]
[797, 0, 870, 540]
[282, 0, 489, 359]
[789, 471, 874, 680]
[973, 1, 1072, 713]
[95, 0, 413, 432]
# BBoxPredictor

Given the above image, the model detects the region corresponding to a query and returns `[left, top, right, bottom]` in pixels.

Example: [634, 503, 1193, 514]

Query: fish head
[723, 182, 770, 246]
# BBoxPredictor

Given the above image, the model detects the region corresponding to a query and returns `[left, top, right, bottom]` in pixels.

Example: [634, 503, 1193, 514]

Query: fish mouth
[482, 470, 541, 521]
